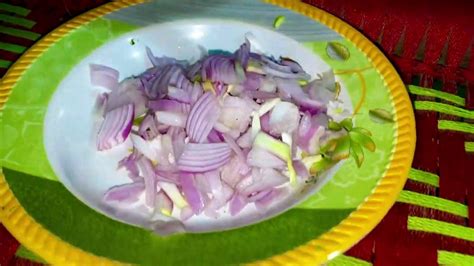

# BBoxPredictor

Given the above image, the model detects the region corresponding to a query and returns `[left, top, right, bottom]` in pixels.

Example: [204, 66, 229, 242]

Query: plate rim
[0, 0, 416, 265]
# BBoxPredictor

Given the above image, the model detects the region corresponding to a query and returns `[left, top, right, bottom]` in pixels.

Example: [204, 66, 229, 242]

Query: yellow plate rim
[0, 0, 416, 265]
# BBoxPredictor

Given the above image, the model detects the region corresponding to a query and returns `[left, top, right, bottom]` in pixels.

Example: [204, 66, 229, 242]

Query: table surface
[0, 1, 473, 265]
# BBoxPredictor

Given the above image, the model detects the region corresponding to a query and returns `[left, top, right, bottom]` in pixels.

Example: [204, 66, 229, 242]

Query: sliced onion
[148, 99, 190, 113]
[97, 104, 134, 150]
[167, 86, 192, 103]
[204, 182, 234, 218]
[146, 47, 188, 68]
[137, 157, 157, 207]
[221, 156, 248, 188]
[229, 193, 247, 216]
[147, 65, 186, 99]
[255, 187, 288, 211]
[307, 80, 336, 105]
[168, 127, 186, 159]
[207, 129, 223, 143]
[186, 92, 220, 143]
[179, 172, 204, 214]
[158, 181, 188, 209]
[155, 111, 187, 127]
[260, 56, 310, 80]
[90, 64, 119, 90]
[268, 101, 300, 136]
[235, 38, 250, 69]
[275, 78, 325, 114]
[247, 147, 286, 169]
[159, 134, 176, 166]
[180, 206, 194, 221]
[222, 133, 245, 162]
[131, 134, 160, 162]
[201, 55, 241, 84]
[217, 96, 253, 134]
[240, 168, 287, 196]
[236, 129, 252, 148]
[246, 189, 272, 202]
[244, 90, 278, 100]
[138, 113, 159, 140]
[242, 72, 263, 91]
[103, 181, 144, 203]
[189, 82, 203, 104]
[155, 190, 173, 216]
[106, 78, 147, 117]
[259, 112, 272, 136]
[118, 151, 142, 181]
[293, 160, 309, 179]
[177, 143, 232, 172]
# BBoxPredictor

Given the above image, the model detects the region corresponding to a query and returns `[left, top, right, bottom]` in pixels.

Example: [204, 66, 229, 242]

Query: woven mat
[0, 1, 473, 265]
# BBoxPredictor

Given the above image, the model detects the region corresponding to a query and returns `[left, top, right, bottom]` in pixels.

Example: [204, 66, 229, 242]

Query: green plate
[0, 0, 415, 265]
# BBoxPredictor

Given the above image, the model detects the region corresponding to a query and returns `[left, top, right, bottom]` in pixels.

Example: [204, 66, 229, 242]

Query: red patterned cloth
[1, 1, 473, 265]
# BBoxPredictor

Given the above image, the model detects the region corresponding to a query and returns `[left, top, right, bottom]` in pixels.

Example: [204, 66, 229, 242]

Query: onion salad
[92, 39, 374, 224]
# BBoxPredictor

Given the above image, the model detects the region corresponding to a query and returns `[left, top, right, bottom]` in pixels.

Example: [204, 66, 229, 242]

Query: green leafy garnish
[350, 140, 364, 168]
[273, 15, 286, 29]
[369, 108, 394, 124]
[349, 131, 376, 152]
[313, 117, 375, 171]
[332, 135, 351, 161]
[328, 120, 343, 131]
[130, 38, 136, 45]
[309, 156, 334, 175]
[340, 118, 353, 131]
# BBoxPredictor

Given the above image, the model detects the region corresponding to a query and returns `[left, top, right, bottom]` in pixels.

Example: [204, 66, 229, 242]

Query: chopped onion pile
[92, 39, 349, 222]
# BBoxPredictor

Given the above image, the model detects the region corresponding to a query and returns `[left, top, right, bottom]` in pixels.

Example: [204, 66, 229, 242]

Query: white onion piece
[105, 78, 147, 117]
[217, 96, 253, 134]
[229, 193, 247, 216]
[158, 181, 188, 209]
[155, 190, 173, 216]
[257, 98, 281, 116]
[90, 64, 119, 90]
[155, 111, 187, 127]
[237, 129, 252, 148]
[222, 133, 245, 162]
[268, 101, 300, 136]
[137, 157, 157, 207]
[179, 173, 204, 214]
[97, 104, 134, 151]
[247, 147, 286, 169]
[130, 134, 160, 163]
[240, 168, 287, 196]
[221, 156, 248, 188]
[167, 86, 192, 103]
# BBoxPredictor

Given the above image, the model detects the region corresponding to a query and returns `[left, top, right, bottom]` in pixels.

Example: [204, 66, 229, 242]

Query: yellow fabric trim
[408, 217, 474, 242]
[438, 250, 474, 266]
[398, 191, 468, 218]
